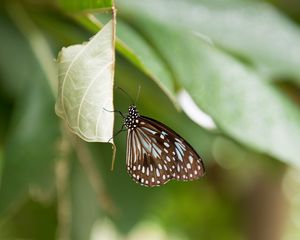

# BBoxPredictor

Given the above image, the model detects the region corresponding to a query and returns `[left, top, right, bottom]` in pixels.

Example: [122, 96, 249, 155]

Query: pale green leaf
[55, 20, 115, 143]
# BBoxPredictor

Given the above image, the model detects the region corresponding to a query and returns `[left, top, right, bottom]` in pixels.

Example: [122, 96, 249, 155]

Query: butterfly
[122, 105, 205, 187]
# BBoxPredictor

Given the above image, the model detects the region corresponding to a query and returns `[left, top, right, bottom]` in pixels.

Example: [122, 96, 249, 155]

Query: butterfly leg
[107, 124, 126, 143]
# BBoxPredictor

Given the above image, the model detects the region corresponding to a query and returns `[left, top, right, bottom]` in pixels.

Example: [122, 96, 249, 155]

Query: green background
[0, 0, 300, 239]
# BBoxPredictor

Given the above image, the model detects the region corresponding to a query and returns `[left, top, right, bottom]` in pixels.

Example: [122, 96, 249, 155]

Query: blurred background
[1, 0, 300, 239]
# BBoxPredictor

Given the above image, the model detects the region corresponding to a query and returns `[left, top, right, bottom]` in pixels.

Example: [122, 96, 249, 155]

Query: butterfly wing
[126, 116, 205, 187]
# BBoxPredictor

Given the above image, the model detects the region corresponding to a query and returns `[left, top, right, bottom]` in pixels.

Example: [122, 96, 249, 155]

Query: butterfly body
[124, 105, 205, 187]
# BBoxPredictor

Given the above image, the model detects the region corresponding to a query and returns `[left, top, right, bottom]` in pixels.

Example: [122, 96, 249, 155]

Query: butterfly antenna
[135, 85, 141, 105]
[103, 108, 125, 118]
[116, 86, 134, 105]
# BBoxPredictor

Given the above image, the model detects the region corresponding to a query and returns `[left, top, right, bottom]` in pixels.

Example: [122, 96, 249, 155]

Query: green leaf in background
[58, 0, 113, 12]
[117, 0, 300, 83]
[0, 80, 59, 216]
[0, 14, 39, 97]
[70, 154, 101, 240]
[0, 199, 57, 240]
[115, 19, 177, 106]
[55, 20, 115, 143]
[115, 17, 300, 166]
[0, 12, 60, 216]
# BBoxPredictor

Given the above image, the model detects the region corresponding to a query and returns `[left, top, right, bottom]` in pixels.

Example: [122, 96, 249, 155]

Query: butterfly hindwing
[126, 115, 205, 187]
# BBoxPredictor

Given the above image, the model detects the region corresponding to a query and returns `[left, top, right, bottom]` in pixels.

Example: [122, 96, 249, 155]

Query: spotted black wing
[126, 116, 205, 187]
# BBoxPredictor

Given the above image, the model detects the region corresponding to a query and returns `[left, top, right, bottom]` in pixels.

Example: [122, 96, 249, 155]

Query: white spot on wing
[175, 148, 183, 161]
[189, 155, 194, 163]
[142, 127, 157, 135]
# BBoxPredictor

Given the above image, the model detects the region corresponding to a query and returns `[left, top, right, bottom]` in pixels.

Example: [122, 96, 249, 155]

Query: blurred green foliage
[0, 0, 300, 240]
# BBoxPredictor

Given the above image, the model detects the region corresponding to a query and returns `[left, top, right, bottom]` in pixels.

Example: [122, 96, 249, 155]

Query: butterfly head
[124, 105, 140, 130]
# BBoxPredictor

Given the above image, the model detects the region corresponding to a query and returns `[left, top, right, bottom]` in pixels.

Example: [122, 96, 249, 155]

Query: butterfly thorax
[124, 105, 140, 130]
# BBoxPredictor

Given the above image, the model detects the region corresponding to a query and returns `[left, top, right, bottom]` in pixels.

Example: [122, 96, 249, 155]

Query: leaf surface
[56, 20, 115, 143]
[117, 0, 300, 83]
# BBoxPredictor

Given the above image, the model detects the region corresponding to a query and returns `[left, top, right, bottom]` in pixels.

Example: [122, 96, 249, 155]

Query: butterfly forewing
[126, 113, 205, 187]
